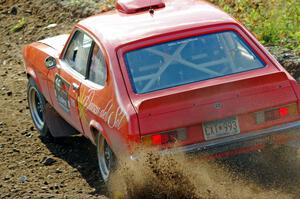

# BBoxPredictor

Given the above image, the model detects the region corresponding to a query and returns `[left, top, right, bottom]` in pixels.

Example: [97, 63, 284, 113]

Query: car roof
[78, 0, 237, 49]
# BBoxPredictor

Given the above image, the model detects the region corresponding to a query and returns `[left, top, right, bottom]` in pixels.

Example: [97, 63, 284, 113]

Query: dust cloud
[108, 147, 299, 199]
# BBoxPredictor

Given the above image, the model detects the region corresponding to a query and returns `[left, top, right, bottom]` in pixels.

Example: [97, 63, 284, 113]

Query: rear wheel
[27, 78, 50, 137]
[96, 134, 116, 183]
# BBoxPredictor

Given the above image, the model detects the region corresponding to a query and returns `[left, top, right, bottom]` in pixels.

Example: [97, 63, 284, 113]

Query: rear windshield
[125, 31, 266, 94]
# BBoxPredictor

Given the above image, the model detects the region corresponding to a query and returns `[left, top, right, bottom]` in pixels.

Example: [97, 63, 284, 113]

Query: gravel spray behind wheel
[108, 148, 293, 199]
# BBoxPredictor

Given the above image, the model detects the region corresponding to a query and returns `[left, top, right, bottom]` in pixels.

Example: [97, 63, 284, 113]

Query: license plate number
[203, 117, 240, 141]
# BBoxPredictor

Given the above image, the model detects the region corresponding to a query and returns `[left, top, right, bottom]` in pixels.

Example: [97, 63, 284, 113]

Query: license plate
[203, 117, 240, 141]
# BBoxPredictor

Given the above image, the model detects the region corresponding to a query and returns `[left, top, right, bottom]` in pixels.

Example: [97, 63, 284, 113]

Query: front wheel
[96, 134, 116, 183]
[27, 78, 49, 137]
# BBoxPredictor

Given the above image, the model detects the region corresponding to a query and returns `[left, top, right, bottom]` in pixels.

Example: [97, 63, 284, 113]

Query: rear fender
[89, 120, 105, 145]
[89, 120, 130, 156]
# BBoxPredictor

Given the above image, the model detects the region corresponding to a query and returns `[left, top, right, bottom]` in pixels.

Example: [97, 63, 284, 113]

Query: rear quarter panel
[78, 26, 140, 155]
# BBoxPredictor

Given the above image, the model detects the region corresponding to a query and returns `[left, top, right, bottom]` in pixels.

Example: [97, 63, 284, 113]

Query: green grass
[11, 18, 27, 32]
[208, 0, 300, 54]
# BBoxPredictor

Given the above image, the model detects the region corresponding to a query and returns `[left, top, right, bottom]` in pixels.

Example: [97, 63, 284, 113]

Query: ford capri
[23, 0, 300, 182]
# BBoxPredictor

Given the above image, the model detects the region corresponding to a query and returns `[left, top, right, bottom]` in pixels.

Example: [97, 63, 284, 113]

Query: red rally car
[23, 0, 300, 182]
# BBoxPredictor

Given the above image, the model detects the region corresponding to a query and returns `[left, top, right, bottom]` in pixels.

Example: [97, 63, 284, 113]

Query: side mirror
[45, 56, 57, 69]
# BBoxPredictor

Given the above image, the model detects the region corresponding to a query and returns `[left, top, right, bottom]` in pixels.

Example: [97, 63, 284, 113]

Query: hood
[38, 34, 69, 54]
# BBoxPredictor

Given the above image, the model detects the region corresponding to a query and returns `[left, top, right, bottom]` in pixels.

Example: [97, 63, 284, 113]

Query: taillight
[152, 134, 169, 145]
[279, 107, 289, 117]
[255, 104, 298, 124]
[142, 128, 187, 146]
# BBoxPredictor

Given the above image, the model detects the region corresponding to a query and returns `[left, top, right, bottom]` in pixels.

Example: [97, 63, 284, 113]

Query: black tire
[96, 133, 116, 183]
[27, 78, 50, 137]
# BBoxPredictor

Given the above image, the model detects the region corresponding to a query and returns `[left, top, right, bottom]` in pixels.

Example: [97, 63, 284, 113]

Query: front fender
[23, 43, 57, 104]
[23, 45, 41, 90]
[26, 67, 39, 85]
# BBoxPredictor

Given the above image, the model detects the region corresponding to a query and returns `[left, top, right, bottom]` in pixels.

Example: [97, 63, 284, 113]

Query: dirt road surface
[0, 0, 299, 198]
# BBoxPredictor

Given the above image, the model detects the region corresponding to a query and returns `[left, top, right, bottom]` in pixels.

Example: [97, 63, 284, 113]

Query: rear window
[125, 31, 266, 94]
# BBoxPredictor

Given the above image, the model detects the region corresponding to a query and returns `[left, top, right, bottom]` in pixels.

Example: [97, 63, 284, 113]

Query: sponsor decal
[78, 88, 126, 130]
[54, 75, 70, 112]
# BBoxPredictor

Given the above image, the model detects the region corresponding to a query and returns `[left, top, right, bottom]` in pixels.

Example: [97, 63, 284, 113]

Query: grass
[11, 18, 27, 32]
[208, 0, 300, 54]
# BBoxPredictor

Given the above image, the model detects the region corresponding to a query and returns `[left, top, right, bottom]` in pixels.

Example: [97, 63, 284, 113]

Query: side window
[89, 44, 107, 86]
[64, 31, 93, 76]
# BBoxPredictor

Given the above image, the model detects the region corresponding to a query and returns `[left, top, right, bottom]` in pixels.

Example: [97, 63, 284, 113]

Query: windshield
[125, 31, 266, 94]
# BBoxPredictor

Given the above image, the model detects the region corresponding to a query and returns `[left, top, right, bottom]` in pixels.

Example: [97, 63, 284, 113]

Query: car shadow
[40, 135, 108, 196]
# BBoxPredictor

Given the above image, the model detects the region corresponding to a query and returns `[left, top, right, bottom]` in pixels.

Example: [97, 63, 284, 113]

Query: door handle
[72, 83, 80, 91]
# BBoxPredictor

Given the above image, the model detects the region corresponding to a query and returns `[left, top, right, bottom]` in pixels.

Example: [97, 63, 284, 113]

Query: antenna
[149, 0, 155, 15]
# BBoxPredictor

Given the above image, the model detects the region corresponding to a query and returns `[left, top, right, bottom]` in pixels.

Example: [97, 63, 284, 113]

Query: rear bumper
[161, 120, 300, 158]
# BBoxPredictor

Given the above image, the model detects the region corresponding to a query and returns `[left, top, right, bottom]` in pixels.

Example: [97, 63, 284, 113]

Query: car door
[78, 42, 110, 139]
[47, 30, 94, 133]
